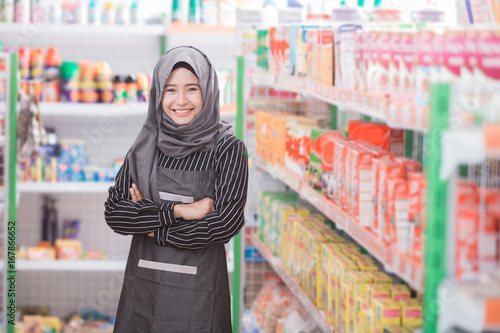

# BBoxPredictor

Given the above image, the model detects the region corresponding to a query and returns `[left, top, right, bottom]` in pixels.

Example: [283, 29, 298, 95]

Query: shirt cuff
[159, 201, 178, 227]
[154, 226, 169, 246]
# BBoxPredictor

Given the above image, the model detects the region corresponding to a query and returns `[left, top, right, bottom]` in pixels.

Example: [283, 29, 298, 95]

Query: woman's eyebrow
[164, 83, 200, 87]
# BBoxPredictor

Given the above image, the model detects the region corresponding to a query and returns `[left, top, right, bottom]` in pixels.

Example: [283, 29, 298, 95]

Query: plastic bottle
[14, 0, 29, 23]
[87, 0, 100, 24]
[60, 61, 80, 102]
[74, 0, 88, 24]
[136, 72, 149, 102]
[18, 47, 30, 95]
[31, 0, 50, 24]
[29, 48, 44, 100]
[1, 0, 15, 22]
[44, 47, 62, 102]
[129, 0, 140, 24]
[61, 0, 74, 23]
[125, 74, 138, 102]
[79, 61, 99, 103]
[112, 75, 125, 103]
[115, 1, 127, 24]
[46, 0, 62, 24]
[96, 61, 113, 103]
[102, 0, 116, 24]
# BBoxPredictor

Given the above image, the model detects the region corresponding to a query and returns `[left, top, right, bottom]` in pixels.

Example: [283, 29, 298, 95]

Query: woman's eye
[165, 88, 175, 93]
[188, 87, 197, 92]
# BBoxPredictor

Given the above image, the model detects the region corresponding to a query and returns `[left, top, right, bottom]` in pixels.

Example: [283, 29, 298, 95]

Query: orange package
[408, 172, 426, 263]
[322, 135, 344, 201]
[387, 178, 410, 253]
[484, 189, 500, 271]
[348, 121, 391, 150]
[255, 111, 272, 162]
[350, 146, 375, 229]
[395, 157, 420, 179]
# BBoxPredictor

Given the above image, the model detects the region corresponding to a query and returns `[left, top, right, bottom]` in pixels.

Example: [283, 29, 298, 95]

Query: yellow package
[401, 299, 423, 327]
[368, 284, 392, 309]
[23, 315, 61, 333]
[339, 243, 361, 253]
[351, 254, 376, 265]
[283, 214, 304, 271]
[373, 299, 401, 332]
[335, 257, 359, 329]
[357, 260, 379, 272]
[338, 282, 350, 333]
[293, 220, 308, 284]
[55, 239, 82, 260]
[360, 309, 372, 333]
[368, 271, 393, 285]
[391, 284, 411, 302]
[322, 228, 346, 243]
[353, 294, 369, 333]
[319, 243, 341, 317]
[306, 227, 329, 303]
[348, 271, 374, 333]
[384, 326, 406, 333]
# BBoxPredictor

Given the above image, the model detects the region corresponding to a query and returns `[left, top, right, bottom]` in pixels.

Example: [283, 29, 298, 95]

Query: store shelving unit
[17, 182, 114, 194]
[254, 155, 425, 292]
[17, 259, 127, 271]
[38, 102, 149, 117]
[250, 231, 333, 333]
[0, 23, 166, 35]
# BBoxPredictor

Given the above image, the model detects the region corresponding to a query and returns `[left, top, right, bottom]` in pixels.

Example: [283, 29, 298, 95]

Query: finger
[130, 188, 138, 203]
[133, 183, 144, 200]
[147, 232, 154, 238]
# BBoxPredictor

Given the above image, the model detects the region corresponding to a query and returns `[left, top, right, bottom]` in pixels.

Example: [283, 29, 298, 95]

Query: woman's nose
[176, 92, 188, 105]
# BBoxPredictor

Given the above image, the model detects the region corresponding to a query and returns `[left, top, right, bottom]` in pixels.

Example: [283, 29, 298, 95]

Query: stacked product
[17, 139, 123, 182]
[256, 111, 425, 261]
[258, 191, 424, 333]
[17, 47, 151, 103]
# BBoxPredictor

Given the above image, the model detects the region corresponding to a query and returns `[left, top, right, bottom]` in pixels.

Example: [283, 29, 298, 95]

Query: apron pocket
[159, 191, 194, 204]
[138, 259, 197, 275]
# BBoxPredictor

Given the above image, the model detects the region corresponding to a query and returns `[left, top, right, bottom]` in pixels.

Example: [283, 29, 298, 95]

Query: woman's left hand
[130, 183, 154, 238]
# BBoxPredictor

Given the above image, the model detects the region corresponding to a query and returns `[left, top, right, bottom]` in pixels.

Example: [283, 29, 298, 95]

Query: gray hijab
[126, 46, 232, 202]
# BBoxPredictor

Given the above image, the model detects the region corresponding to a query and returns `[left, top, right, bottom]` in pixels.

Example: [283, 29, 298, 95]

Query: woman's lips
[173, 109, 194, 117]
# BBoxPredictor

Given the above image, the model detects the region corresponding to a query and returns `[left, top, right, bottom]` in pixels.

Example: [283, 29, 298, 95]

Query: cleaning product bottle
[136, 72, 149, 102]
[112, 75, 126, 103]
[29, 48, 44, 100]
[1, 0, 14, 22]
[74, 0, 88, 24]
[115, 1, 127, 24]
[61, 61, 80, 102]
[129, 0, 140, 24]
[14, 0, 30, 23]
[79, 61, 99, 103]
[125, 74, 138, 102]
[96, 61, 113, 103]
[44, 47, 62, 102]
[87, 0, 100, 24]
[102, 0, 116, 24]
[18, 47, 30, 95]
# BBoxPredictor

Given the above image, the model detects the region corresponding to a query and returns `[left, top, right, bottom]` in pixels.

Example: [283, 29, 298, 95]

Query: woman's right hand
[174, 197, 214, 221]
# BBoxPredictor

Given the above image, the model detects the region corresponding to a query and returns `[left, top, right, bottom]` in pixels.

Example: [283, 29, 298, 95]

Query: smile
[172, 109, 195, 117]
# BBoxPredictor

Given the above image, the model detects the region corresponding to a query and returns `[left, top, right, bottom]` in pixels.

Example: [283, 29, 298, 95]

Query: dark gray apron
[114, 143, 232, 333]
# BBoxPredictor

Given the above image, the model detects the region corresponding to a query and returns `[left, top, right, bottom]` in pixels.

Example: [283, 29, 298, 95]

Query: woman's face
[162, 67, 203, 126]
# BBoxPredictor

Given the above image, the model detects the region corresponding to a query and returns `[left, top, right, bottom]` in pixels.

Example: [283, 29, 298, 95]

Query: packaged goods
[368, 284, 391, 309]
[348, 271, 373, 332]
[368, 271, 393, 285]
[289, 24, 319, 76]
[30, 48, 44, 100]
[348, 121, 391, 151]
[55, 239, 82, 260]
[18, 47, 30, 95]
[14, 0, 29, 23]
[308, 129, 344, 191]
[113, 74, 126, 103]
[408, 172, 426, 262]
[321, 135, 340, 201]
[350, 146, 374, 228]
[137, 72, 150, 102]
[399, 30, 417, 125]
[373, 299, 401, 333]
[318, 28, 335, 85]
[390, 284, 411, 302]
[1, 0, 14, 22]
[27, 246, 56, 260]
[387, 178, 410, 253]
[96, 62, 114, 103]
[79, 61, 99, 103]
[44, 47, 61, 102]
[353, 294, 369, 333]
[60, 61, 80, 102]
[400, 299, 423, 327]
[334, 257, 359, 328]
[125, 74, 138, 102]
[257, 29, 269, 71]
[373, 30, 392, 99]
[483, 189, 500, 271]
[376, 159, 403, 242]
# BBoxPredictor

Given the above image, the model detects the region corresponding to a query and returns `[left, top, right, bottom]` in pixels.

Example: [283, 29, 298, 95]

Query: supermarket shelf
[166, 22, 235, 34]
[250, 231, 334, 333]
[252, 71, 427, 132]
[438, 280, 500, 332]
[0, 23, 165, 35]
[17, 259, 127, 271]
[0, 135, 5, 145]
[38, 102, 149, 117]
[17, 181, 114, 193]
[255, 155, 424, 292]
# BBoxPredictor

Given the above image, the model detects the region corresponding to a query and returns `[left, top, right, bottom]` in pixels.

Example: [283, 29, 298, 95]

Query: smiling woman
[162, 62, 204, 125]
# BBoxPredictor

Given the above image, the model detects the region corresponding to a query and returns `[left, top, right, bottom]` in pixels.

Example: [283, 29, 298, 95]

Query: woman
[104, 46, 248, 332]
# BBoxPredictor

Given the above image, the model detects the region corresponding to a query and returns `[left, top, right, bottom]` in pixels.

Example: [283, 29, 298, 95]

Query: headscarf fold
[126, 46, 232, 202]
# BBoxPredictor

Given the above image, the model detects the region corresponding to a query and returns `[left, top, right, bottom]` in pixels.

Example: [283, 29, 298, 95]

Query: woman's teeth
[174, 109, 191, 114]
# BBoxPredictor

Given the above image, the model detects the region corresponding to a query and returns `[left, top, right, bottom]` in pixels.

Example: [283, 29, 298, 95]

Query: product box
[376, 160, 403, 241]
[348, 121, 391, 151]
[350, 147, 375, 228]
[289, 24, 320, 76]
[296, 28, 310, 77]
[318, 28, 335, 85]
[354, 29, 367, 92]
[333, 139, 353, 208]
[373, 299, 401, 333]
[334, 23, 363, 90]
[305, 227, 329, 304]
[408, 172, 426, 263]
[368, 271, 393, 285]
[395, 157, 420, 179]
[387, 178, 410, 253]
[390, 129, 405, 157]
[338, 282, 350, 332]
[389, 31, 402, 106]
[391, 284, 411, 302]
[354, 294, 369, 333]
[374, 30, 392, 97]
[334, 257, 359, 327]
[368, 284, 391, 308]
[320, 243, 342, 317]
[483, 189, 500, 271]
[309, 129, 345, 191]
[55, 239, 82, 260]
[455, 181, 480, 281]
[27, 246, 56, 261]
[399, 30, 417, 125]
[23, 316, 61, 333]
[367, 30, 380, 94]
[257, 29, 269, 70]
[401, 299, 423, 326]
[348, 270, 373, 332]
[306, 27, 320, 80]
[322, 135, 341, 200]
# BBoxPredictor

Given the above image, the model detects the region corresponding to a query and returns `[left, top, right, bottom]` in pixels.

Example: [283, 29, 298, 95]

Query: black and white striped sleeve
[155, 139, 248, 249]
[104, 158, 174, 235]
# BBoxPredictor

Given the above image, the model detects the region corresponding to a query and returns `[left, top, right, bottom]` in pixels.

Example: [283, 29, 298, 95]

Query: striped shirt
[104, 134, 248, 249]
